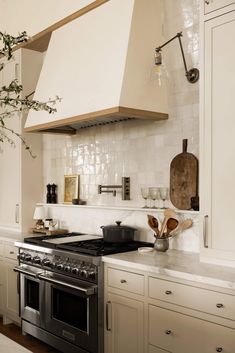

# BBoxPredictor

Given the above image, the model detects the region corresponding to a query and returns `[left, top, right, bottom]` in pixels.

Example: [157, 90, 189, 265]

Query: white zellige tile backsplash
[42, 0, 200, 252]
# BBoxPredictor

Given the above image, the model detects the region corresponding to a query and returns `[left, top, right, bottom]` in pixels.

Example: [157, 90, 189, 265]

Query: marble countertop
[0, 229, 32, 242]
[102, 249, 235, 290]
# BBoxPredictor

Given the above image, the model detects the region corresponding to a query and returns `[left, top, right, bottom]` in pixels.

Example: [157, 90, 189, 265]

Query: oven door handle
[13, 266, 42, 278]
[38, 274, 97, 295]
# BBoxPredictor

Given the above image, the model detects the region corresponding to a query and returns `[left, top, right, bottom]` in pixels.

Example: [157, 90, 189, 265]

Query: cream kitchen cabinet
[0, 239, 19, 324]
[106, 293, 144, 353]
[149, 305, 235, 353]
[2, 259, 19, 324]
[204, 0, 235, 14]
[104, 266, 144, 353]
[104, 261, 235, 353]
[0, 49, 43, 232]
[200, 9, 235, 266]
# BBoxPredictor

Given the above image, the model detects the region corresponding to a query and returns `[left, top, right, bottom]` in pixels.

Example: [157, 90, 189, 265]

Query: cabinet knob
[10, 251, 14, 254]
[216, 348, 223, 352]
[165, 290, 172, 295]
[120, 279, 127, 283]
[216, 303, 224, 308]
[205, 0, 210, 4]
[165, 330, 172, 335]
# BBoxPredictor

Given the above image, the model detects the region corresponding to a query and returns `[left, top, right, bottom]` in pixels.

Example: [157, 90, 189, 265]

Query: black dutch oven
[101, 221, 136, 243]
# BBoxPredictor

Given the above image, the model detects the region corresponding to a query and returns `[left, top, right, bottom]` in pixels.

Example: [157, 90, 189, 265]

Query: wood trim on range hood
[24, 106, 168, 134]
[14, 0, 109, 52]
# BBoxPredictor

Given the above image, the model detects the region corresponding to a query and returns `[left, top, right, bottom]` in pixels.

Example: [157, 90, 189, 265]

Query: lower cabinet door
[105, 293, 144, 353]
[3, 259, 19, 322]
[149, 305, 235, 353]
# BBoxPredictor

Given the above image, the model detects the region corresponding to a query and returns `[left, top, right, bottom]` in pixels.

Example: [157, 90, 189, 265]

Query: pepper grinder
[46, 184, 52, 203]
[51, 184, 57, 204]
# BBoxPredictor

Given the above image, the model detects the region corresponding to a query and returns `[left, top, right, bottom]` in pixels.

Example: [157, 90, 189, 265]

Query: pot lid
[101, 221, 136, 231]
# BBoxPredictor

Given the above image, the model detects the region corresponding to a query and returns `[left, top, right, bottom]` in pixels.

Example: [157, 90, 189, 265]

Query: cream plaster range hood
[24, 0, 168, 134]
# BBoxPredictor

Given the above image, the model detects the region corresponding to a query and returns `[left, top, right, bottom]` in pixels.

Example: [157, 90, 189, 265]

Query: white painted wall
[0, 0, 95, 36]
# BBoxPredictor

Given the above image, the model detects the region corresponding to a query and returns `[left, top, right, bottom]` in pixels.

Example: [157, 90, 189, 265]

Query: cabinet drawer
[149, 305, 235, 353]
[4, 244, 18, 260]
[149, 276, 235, 320]
[107, 268, 144, 295]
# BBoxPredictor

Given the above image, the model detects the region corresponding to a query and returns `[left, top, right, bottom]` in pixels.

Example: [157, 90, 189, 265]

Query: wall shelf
[37, 203, 199, 215]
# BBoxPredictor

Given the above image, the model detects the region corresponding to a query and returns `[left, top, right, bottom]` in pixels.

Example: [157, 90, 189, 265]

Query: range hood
[25, 0, 168, 134]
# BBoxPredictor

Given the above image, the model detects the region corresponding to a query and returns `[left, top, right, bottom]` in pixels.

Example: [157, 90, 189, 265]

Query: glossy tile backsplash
[42, 0, 200, 252]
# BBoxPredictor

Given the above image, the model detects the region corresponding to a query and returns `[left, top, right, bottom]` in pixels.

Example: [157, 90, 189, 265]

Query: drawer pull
[216, 348, 223, 352]
[165, 290, 172, 295]
[10, 251, 15, 255]
[120, 279, 127, 283]
[216, 303, 224, 308]
[165, 330, 172, 335]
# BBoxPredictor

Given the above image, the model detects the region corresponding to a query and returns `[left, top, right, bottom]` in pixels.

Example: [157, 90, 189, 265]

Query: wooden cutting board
[170, 139, 198, 210]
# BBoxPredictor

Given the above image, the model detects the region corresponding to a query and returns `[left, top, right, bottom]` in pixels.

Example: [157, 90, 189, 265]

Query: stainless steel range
[15, 233, 152, 353]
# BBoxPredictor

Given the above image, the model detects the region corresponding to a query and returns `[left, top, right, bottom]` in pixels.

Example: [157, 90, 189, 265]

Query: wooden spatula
[169, 218, 193, 237]
[160, 209, 177, 237]
[147, 215, 160, 237]
[165, 218, 179, 237]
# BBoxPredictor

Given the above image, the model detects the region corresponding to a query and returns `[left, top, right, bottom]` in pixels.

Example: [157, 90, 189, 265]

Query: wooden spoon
[147, 215, 160, 237]
[169, 218, 193, 237]
[160, 209, 177, 237]
[165, 218, 179, 237]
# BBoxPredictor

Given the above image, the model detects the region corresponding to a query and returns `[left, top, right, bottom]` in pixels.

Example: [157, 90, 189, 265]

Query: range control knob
[24, 254, 32, 262]
[33, 256, 41, 265]
[56, 263, 64, 271]
[19, 252, 26, 260]
[71, 267, 80, 275]
[42, 258, 52, 267]
[80, 268, 88, 278]
[88, 270, 96, 280]
[64, 264, 71, 272]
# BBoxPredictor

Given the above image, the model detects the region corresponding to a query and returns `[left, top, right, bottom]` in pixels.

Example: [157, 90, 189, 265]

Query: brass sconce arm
[155, 32, 199, 83]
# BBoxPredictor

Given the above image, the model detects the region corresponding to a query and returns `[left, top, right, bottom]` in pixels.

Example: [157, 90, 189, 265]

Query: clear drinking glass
[149, 187, 160, 209]
[141, 187, 149, 208]
[159, 187, 169, 209]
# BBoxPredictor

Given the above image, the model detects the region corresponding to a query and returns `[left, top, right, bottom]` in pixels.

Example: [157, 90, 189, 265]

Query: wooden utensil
[169, 218, 193, 237]
[160, 209, 177, 237]
[165, 218, 179, 237]
[170, 139, 198, 210]
[147, 215, 160, 237]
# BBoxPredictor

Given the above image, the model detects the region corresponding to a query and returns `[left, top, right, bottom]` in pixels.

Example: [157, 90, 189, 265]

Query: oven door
[14, 265, 45, 328]
[39, 272, 98, 353]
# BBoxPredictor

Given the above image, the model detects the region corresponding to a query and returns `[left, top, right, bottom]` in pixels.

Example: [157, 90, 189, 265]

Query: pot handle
[116, 221, 122, 226]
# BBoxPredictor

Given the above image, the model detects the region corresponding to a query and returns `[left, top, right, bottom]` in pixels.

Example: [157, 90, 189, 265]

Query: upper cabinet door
[0, 56, 21, 230]
[202, 10, 235, 264]
[204, 0, 235, 14]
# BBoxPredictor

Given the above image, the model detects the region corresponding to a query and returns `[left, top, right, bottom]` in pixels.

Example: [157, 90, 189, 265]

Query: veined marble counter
[0, 229, 26, 242]
[102, 249, 235, 291]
